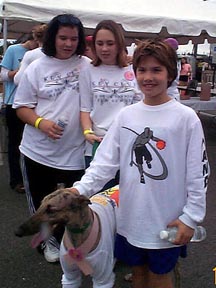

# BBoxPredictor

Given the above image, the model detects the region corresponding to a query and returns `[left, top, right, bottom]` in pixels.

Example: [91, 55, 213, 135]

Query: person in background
[14, 23, 48, 85]
[80, 19, 142, 179]
[83, 35, 95, 168]
[84, 35, 95, 60]
[68, 39, 208, 288]
[164, 37, 181, 101]
[13, 14, 90, 263]
[179, 56, 192, 85]
[125, 47, 133, 65]
[0, 34, 38, 193]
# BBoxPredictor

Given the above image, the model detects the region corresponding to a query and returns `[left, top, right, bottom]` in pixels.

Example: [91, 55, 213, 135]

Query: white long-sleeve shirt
[74, 100, 209, 249]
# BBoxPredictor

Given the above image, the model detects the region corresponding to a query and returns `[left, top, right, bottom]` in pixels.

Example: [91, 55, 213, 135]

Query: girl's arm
[1, 67, 18, 81]
[187, 64, 192, 79]
[80, 111, 102, 144]
[16, 107, 63, 140]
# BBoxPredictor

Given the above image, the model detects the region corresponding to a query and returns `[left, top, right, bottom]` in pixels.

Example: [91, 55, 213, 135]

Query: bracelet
[34, 117, 43, 129]
[83, 129, 94, 136]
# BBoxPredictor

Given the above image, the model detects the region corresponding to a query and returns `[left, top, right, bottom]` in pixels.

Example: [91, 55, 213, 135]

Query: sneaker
[44, 242, 59, 263]
[124, 273, 133, 282]
[14, 184, 25, 194]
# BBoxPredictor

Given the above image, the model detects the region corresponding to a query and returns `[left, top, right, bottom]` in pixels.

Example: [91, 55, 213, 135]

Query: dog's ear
[68, 195, 91, 211]
[78, 195, 91, 207]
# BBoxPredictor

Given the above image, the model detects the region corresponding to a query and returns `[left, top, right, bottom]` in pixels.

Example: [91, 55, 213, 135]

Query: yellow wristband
[83, 129, 94, 136]
[34, 117, 43, 129]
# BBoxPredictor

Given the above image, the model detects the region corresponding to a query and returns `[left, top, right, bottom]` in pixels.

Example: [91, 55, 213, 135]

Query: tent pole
[193, 44, 198, 79]
[3, 19, 8, 54]
[193, 44, 198, 58]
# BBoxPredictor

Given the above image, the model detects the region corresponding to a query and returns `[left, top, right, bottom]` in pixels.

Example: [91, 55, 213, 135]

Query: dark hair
[181, 56, 188, 63]
[133, 39, 178, 88]
[43, 14, 86, 57]
[91, 20, 128, 67]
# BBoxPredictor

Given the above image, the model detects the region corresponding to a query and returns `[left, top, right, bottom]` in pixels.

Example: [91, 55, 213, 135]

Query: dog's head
[15, 189, 91, 247]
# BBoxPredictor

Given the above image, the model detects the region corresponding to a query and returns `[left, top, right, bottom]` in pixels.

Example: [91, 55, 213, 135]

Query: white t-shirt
[13, 55, 91, 170]
[74, 100, 208, 249]
[14, 47, 44, 85]
[80, 63, 142, 137]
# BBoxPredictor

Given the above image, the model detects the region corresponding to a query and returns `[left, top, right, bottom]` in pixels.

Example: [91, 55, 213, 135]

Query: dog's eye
[70, 204, 80, 211]
[46, 205, 55, 214]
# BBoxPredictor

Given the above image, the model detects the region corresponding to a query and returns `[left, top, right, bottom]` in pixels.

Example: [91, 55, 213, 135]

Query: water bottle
[49, 114, 68, 142]
[57, 115, 68, 131]
[160, 226, 206, 243]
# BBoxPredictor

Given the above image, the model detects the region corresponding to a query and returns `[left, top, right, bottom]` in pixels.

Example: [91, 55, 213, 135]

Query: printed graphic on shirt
[124, 71, 135, 81]
[44, 69, 79, 98]
[201, 138, 209, 188]
[91, 187, 119, 208]
[123, 126, 168, 184]
[92, 78, 136, 105]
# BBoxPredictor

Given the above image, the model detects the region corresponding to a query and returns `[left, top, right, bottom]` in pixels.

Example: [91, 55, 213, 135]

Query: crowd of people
[0, 13, 208, 288]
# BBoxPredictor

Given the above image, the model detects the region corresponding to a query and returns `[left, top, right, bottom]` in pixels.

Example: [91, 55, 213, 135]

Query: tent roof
[1, 0, 216, 44]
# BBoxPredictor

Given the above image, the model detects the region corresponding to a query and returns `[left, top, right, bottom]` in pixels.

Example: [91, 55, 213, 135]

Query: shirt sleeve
[14, 52, 31, 85]
[0, 67, 10, 81]
[1, 46, 13, 70]
[179, 119, 209, 228]
[73, 114, 121, 197]
[13, 64, 38, 109]
[79, 67, 93, 112]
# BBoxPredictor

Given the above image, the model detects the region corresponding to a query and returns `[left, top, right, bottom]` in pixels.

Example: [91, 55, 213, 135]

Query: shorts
[114, 234, 187, 274]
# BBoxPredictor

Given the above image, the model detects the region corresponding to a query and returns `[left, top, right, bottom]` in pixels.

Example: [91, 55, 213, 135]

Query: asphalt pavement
[1, 115, 216, 288]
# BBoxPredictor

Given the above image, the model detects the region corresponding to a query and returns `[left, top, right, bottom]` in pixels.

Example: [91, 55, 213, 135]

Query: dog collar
[67, 221, 91, 234]
[64, 211, 100, 275]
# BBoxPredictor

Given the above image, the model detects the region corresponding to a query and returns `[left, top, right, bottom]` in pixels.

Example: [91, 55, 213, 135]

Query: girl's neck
[143, 95, 172, 106]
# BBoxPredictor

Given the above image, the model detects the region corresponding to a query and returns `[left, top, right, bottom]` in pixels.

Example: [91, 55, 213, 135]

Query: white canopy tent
[1, 0, 216, 51]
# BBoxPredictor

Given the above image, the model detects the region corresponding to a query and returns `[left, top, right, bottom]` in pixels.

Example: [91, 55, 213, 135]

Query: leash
[63, 211, 100, 275]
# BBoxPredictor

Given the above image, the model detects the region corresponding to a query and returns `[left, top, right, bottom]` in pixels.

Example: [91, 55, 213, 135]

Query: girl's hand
[85, 133, 102, 145]
[38, 119, 64, 140]
[67, 187, 80, 195]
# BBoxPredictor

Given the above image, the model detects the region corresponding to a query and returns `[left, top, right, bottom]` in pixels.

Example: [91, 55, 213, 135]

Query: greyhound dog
[15, 187, 119, 288]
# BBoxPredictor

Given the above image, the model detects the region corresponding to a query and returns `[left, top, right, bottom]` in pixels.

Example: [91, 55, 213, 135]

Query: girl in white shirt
[13, 14, 90, 264]
[80, 20, 142, 177]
